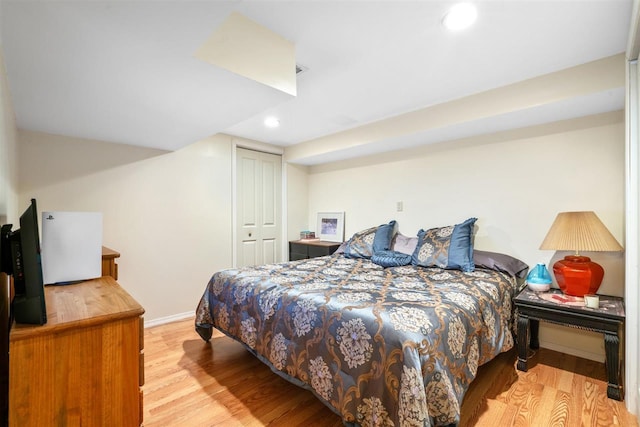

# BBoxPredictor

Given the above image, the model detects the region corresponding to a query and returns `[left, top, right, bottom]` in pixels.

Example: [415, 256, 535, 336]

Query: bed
[195, 219, 528, 426]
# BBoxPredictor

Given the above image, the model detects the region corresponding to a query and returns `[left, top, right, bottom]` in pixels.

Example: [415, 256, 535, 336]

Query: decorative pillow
[344, 220, 397, 259]
[371, 250, 412, 268]
[411, 217, 477, 272]
[391, 233, 418, 255]
[473, 250, 529, 279]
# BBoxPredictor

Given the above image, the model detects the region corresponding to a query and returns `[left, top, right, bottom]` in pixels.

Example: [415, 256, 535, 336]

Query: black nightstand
[514, 288, 625, 400]
[289, 240, 341, 261]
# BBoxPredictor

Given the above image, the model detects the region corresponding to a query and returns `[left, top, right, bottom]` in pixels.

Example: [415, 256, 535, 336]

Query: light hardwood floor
[144, 318, 638, 426]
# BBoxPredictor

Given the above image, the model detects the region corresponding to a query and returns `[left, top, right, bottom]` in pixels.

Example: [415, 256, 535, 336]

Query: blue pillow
[371, 250, 412, 267]
[411, 218, 477, 272]
[344, 220, 397, 259]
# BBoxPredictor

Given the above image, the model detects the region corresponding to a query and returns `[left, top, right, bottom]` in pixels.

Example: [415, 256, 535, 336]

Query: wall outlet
[396, 201, 403, 212]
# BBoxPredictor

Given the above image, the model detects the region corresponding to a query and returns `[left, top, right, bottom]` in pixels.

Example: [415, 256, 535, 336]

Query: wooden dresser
[9, 275, 145, 426]
[101, 246, 120, 280]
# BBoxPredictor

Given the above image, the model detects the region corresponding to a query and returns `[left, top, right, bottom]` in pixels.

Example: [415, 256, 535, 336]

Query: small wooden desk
[9, 277, 145, 426]
[514, 288, 625, 400]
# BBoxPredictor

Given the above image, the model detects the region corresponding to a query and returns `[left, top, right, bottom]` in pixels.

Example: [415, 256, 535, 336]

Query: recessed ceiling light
[442, 2, 477, 31]
[264, 116, 280, 128]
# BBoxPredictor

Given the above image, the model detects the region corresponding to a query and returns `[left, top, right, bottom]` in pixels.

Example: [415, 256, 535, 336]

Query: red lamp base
[553, 255, 604, 297]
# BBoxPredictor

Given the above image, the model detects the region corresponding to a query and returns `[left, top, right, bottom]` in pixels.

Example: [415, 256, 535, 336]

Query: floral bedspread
[195, 254, 518, 426]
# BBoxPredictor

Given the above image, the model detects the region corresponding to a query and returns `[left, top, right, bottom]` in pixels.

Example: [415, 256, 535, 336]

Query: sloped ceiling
[0, 1, 632, 165]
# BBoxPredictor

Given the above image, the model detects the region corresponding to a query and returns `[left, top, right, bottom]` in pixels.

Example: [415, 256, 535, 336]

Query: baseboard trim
[539, 341, 604, 363]
[144, 311, 194, 328]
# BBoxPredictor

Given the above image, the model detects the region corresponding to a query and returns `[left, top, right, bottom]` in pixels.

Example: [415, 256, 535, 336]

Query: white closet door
[236, 148, 282, 268]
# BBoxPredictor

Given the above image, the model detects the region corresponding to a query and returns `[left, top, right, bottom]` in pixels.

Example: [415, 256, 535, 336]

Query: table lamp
[539, 211, 623, 297]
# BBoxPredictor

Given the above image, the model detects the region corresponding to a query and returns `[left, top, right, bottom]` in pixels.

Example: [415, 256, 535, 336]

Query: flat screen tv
[0, 199, 47, 325]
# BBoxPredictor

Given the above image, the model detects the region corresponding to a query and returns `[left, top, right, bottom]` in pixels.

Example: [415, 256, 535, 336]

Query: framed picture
[316, 212, 345, 242]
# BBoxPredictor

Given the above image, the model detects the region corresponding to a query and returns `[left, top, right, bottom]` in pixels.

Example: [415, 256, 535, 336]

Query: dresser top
[101, 246, 121, 260]
[10, 276, 144, 341]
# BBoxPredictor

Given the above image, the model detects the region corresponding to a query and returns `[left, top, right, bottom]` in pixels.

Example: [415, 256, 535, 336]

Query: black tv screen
[11, 199, 47, 325]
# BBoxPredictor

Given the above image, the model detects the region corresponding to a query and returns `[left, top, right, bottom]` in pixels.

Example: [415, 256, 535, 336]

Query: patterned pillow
[411, 218, 477, 272]
[371, 250, 412, 267]
[344, 220, 397, 259]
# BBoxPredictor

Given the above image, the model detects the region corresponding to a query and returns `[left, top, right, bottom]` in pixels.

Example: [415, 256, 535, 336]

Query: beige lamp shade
[539, 211, 623, 253]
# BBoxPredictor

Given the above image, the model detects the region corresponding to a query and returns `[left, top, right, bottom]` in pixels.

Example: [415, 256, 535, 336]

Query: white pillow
[391, 233, 418, 255]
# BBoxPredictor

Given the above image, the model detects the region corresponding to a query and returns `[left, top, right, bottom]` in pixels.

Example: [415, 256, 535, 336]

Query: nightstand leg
[604, 331, 622, 401]
[530, 319, 539, 349]
[516, 314, 529, 371]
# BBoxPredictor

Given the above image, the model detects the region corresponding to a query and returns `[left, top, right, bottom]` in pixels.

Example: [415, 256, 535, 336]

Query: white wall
[286, 162, 310, 241]
[18, 131, 235, 323]
[305, 112, 625, 361]
[0, 43, 18, 322]
[632, 63, 640, 418]
[0, 47, 18, 224]
[626, 1, 640, 414]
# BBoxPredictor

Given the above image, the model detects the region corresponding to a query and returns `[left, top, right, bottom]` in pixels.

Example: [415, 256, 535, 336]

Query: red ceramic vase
[552, 255, 604, 297]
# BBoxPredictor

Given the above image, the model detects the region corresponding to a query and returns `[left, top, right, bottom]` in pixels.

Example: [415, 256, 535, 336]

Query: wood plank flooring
[143, 318, 638, 426]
